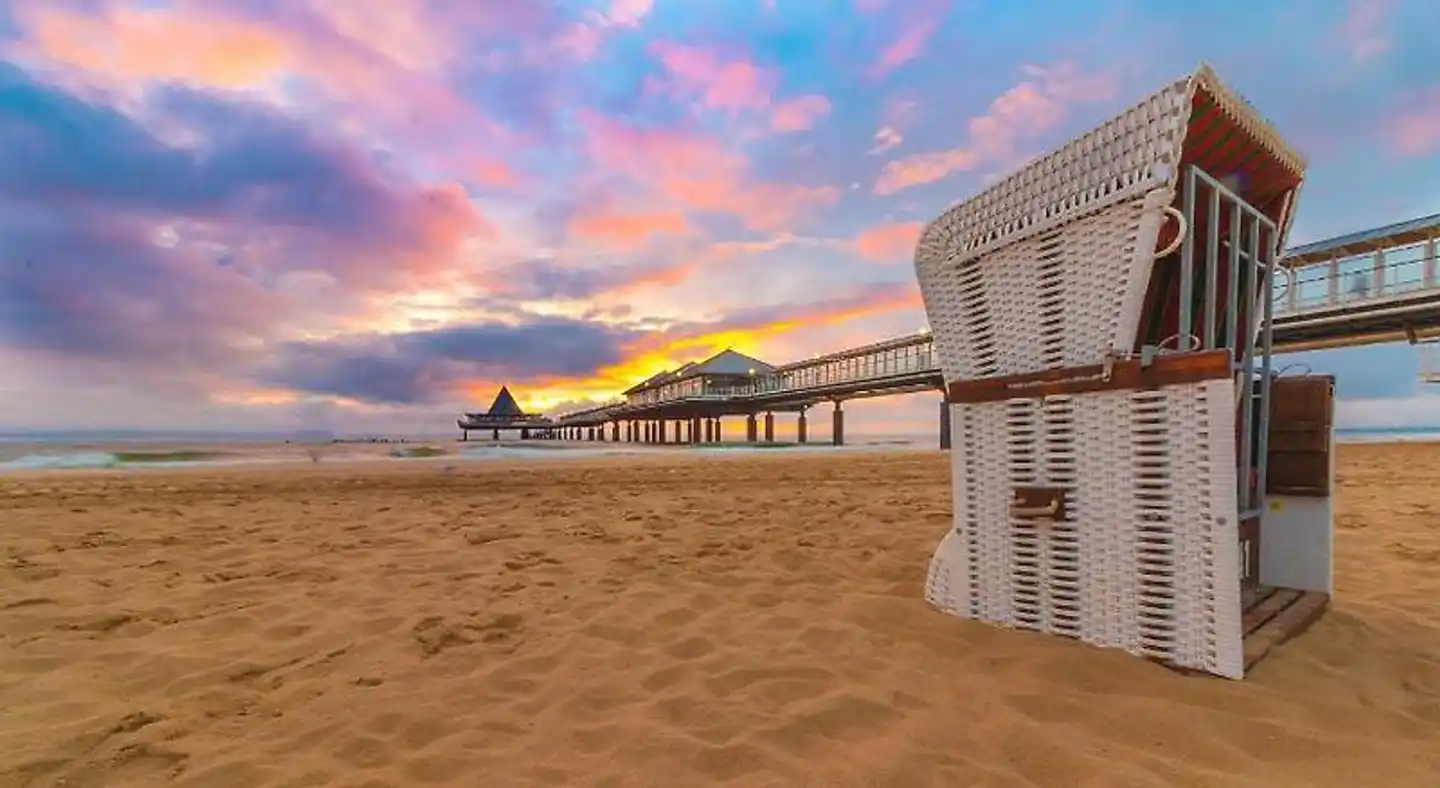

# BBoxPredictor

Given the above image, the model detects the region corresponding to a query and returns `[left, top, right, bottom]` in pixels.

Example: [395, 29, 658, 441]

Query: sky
[1, 0, 1438, 438]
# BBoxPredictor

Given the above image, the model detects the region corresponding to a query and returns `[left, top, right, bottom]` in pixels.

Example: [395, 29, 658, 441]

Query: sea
[0, 427, 1435, 474]
[0, 430, 935, 474]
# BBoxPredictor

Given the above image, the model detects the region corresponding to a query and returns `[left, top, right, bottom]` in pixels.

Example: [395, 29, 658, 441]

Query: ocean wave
[0, 449, 240, 472]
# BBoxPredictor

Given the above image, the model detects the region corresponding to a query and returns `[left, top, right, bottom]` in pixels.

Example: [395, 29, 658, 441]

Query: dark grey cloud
[259, 318, 640, 404]
[0, 206, 278, 372]
[0, 62, 475, 274]
[0, 60, 485, 383]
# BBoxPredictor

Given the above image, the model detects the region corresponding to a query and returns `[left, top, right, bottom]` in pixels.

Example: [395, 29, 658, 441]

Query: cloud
[0, 206, 285, 392]
[645, 41, 831, 134]
[483, 256, 697, 302]
[261, 317, 639, 404]
[0, 60, 496, 401]
[867, 0, 948, 78]
[554, 0, 654, 61]
[771, 94, 831, 132]
[0, 62, 487, 290]
[261, 278, 923, 406]
[853, 222, 924, 263]
[9, 1, 526, 187]
[870, 125, 903, 155]
[578, 110, 838, 230]
[874, 62, 1118, 195]
[1389, 88, 1440, 157]
[868, 96, 919, 155]
[566, 203, 693, 251]
[647, 41, 776, 111]
[1337, 0, 1392, 63]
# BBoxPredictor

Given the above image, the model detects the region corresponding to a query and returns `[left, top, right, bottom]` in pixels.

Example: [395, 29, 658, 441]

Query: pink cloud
[1338, 0, 1392, 63]
[9, 1, 524, 187]
[567, 203, 693, 252]
[853, 222, 924, 263]
[646, 42, 833, 135]
[578, 112, 838, 230]
[874, 62, 1118, 195]
[648, 42, 777, 111]
[869, 96, 920, 155]
[868, 1, 948, 78]
[1390, 88, 1440, 157]
[870, 126, 903, 155]
[771, 94, 832, 132]
[854, 0, 890, 12]
[551, 0, 652, 62]
[13, 4, 290, 88]
[606, 0, 655, 27]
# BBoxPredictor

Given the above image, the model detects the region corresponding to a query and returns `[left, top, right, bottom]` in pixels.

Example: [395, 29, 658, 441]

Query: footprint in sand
[663, 636, 715, 660]
[502, 550, 561, 571]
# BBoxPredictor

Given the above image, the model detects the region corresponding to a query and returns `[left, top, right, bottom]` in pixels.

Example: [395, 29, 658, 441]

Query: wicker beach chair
[914, 64, 1330, 678]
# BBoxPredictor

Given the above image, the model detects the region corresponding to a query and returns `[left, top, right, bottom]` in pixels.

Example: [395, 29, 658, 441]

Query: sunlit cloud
[874, 62, 1119, 195]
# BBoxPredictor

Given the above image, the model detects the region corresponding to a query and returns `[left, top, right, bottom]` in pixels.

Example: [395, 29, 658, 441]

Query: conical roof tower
[486, 386, 524, 417]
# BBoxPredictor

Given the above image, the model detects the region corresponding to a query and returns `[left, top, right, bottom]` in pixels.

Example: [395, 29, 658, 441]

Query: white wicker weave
[916, 64, 1300, 678]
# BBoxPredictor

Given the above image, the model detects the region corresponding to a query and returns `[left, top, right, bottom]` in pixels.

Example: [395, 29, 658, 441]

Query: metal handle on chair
[1153, 206, 1187, 258]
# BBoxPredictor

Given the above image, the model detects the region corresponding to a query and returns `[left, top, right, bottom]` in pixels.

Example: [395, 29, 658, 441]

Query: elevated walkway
[1272, 213, 1440, 351]
[554, 214, 1440, 426]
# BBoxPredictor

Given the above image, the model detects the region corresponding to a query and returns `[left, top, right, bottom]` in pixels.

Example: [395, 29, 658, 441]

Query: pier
[457, 386, 554, 441]
[530, 213, 1438, 446]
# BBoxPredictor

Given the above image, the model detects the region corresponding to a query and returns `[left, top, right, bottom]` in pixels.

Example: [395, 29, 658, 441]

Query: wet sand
[2, 445, 1438, 787]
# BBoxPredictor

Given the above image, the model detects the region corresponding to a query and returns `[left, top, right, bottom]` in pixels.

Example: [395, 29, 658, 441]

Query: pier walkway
[541, 214, 1439, 446]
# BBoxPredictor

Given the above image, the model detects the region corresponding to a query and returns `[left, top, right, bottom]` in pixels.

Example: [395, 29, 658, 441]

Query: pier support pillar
[612, 422, 620, 442]
[764, 412, 774, 443]
[673, 420, 682, 443]
[626, 422, 634, 442]
[713, 418, 723, 443]
[797, 410, 808, 444]
[462, 429, 468, 441]
[646, 422, 654, 443]
[831, 401, 844, 447]
[587, 427, 595, 441]
[704, 419, 714, 443]
[655, 421, 666, 445]
[521, 428, 530, 440]
[746, 413, 758, 443]
[493, 428, 501, 441]
[939, 396, 952, 451]
[690, 417, 702, 444]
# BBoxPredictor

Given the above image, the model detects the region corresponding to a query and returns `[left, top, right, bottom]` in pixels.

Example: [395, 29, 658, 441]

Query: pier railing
[554, 337, 939, 423]
[1275, 246, 1439, 315]
[553, 233, 1440, 425]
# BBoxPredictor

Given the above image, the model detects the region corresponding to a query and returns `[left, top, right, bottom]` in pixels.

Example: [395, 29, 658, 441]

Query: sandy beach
[2, 445, 1439, 787]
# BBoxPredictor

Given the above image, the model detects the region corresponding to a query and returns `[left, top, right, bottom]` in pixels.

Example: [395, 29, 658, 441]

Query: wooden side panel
[1266, 376, 1335, 497]
[947, 350, 1231, 403]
